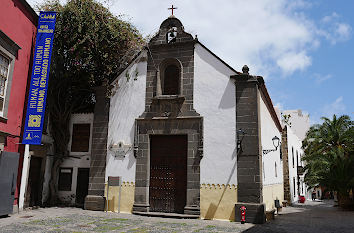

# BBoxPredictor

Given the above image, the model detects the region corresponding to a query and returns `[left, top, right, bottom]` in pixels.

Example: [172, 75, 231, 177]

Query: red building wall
[0, 0, 37, 205]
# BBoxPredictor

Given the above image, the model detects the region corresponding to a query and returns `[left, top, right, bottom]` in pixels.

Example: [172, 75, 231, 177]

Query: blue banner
[22, 11, 57, 145]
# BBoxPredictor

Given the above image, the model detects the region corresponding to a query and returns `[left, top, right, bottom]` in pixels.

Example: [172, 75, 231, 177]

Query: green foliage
[302, 115, 354, 201]
[39, 0, 144, 204]
[282, 114, 292, 127]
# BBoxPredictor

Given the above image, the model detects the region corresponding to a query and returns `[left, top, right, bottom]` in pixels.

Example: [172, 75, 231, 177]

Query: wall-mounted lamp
[237, 129, 246, 152]
[262, 136, 280, 155]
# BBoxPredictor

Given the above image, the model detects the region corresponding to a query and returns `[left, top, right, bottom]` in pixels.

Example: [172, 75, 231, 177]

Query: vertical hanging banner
[22, 11, 57, 145]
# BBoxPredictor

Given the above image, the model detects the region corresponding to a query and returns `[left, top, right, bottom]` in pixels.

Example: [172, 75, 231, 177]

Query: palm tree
[302, 115, 354, 208]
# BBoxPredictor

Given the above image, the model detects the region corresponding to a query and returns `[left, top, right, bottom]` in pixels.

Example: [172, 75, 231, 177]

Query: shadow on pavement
[242, 200, 354, 233]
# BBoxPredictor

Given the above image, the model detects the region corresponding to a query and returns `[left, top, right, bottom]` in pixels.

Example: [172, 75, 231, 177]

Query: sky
[27, 0, 354, 125]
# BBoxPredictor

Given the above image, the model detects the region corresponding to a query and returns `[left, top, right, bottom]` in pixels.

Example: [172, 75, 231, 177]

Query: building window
[292, 147, 294, 168]
[158, 58, 182, 96]
[0, 53, 9, 113]
[293, 177, 296, 197]
[0, 30, 20, 118]
[163, 64, 180, 95]
[275, 162, 277, 177]
[58, 168, 73, 191]
[71, 123, 91, 152]
[296, 150, 299, 167]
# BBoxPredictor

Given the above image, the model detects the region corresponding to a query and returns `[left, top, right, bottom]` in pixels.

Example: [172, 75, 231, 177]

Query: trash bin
[298, 195, 306, 203]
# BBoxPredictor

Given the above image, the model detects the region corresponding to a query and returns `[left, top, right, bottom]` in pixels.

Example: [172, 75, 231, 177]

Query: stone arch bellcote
[157, 58, 183, 96]
[133, 17, 202, 217]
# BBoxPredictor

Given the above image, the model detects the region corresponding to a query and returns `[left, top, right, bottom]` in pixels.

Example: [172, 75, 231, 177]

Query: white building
[81, 16, 285, 224]
[282, 125, 307, 203]
[57, 113, 93, 206]
[282, 109, 310, 141]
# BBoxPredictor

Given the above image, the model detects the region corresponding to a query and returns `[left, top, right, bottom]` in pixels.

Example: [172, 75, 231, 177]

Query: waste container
[298, 195, 306, 203]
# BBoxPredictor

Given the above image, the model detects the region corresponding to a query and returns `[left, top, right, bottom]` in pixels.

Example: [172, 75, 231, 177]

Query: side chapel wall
[105, 52, 147, 212]
[194, 43, 238, 220]
[259, 93, 283, 211]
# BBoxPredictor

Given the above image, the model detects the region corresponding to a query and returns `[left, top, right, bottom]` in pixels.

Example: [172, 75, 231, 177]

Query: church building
[84, 15, 283, 223]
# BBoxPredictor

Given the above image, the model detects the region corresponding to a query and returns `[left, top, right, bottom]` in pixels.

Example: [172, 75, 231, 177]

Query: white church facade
[83, 16, 284, 223]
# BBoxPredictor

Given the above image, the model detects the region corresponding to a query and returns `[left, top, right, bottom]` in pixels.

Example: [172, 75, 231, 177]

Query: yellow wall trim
[262, 183, 284, 211]
[200, 183, 237, 221]
[104, 182, 238, 222]
[104, 182, 135, 213]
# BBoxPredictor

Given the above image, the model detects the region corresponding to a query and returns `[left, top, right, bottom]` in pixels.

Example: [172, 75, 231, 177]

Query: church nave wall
[194, 43, 238, 186]
[106, 52, 147, 184]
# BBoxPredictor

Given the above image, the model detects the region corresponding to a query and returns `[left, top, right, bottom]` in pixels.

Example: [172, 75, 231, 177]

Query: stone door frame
[132, 117, 202, 216]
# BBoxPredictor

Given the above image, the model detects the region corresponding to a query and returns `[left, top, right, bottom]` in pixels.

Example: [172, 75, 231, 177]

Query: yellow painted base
[104, 182, 135, 213]
[262, 183, 284, 211]
[104, 182, 238, 221]
[200, 184, 237, 221]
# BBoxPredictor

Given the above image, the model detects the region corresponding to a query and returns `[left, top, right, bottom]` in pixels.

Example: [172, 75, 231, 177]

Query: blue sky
[27, 0, 353, 124]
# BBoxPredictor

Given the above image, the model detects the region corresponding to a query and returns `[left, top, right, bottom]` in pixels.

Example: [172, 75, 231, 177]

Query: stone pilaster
[84, 86, 109, 211]
[231, 69, 265, 224]
[282, 126, 291, 202]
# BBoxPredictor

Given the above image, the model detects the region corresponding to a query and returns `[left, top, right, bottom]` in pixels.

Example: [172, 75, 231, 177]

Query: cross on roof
[168, 5, 177, 16]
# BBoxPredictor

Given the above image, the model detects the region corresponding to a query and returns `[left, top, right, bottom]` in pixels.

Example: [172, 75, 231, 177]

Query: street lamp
[263, 136, 280, 155]
[237, 129, 246, 152]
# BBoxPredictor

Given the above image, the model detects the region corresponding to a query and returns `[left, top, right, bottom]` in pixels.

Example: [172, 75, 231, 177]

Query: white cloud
[312, 73, 332, 84]
[322, 96, 346, 118]
[321, 12, 339, 23]
[276, 51, 312, 75]
[318, 12, 352, 44]
[26, 0, 351, 78]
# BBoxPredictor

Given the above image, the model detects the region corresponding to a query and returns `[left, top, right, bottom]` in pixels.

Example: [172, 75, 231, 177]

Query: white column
[19, 144, 31, 210]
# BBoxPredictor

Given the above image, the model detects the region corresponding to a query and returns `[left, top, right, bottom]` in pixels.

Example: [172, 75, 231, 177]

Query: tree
[39, 0, 144, 205]
[302, 115, 354, 208]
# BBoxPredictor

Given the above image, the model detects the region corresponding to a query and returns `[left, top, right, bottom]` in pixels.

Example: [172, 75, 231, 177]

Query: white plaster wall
[58, 155, 91, 204]
[259, 96, 283, 186]
[58, 113, 94, 204]
[194, 44, 237, 185]
[106, 52, 147, 183]
[283, 109, 310, 142]
[286, 126, 304, 203]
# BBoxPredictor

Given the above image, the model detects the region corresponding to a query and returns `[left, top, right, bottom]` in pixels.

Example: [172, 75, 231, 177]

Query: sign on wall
[22, 11, 57, 145]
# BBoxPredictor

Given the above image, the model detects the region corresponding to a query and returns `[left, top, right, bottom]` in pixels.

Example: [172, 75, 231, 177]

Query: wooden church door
[149, 135, 187, 213]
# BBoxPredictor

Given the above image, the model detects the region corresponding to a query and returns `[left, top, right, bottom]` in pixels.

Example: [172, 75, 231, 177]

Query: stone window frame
[68, 113, 94, 156]
[156, 58, 183, 97]
[0, 30, 20, 120]
[58, 167, 73, 191]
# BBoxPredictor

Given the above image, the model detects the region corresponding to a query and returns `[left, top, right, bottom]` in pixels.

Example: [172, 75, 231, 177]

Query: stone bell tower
[132, 16, 203, 217]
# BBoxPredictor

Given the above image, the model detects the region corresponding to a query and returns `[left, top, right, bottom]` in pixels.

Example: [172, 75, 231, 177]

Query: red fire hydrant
[240, 206, 246, 224]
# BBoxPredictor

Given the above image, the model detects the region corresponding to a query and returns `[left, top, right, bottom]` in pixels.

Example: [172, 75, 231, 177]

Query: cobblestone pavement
[1, 200, 353, 233]
[245, 200, 354, 233]
[0, 207, 252, 233]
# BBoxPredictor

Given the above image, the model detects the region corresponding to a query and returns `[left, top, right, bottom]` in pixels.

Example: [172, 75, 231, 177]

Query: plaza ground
[0, 200, 353, 232]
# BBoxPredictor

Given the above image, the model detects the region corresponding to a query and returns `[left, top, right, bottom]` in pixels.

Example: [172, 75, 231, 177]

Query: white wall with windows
[57, 113, 94, 205]
[286, 126, 305, 203]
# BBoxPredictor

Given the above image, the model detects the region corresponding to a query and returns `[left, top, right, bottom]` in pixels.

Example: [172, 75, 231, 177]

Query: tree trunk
[49, 158, 62, 205]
